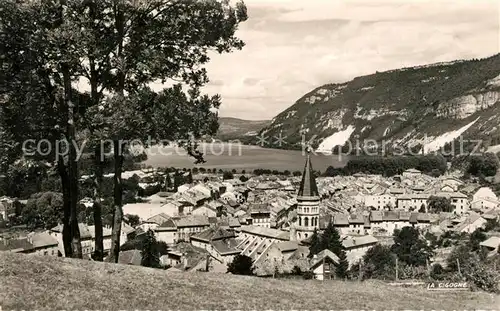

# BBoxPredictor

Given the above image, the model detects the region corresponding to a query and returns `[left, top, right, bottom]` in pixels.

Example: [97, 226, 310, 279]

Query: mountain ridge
[216, 117, 271, 141]
[259, 54, 500, 154]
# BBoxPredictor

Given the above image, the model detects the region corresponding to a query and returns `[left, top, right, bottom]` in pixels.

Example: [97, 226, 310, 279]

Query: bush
[461, 256, 500, 293]
[302, 270, 314, 280]
[467, 153, 499, 177]
[222, 171, 234, 180]
[430, 263, 445, 280]
[227, 255, 254, 275]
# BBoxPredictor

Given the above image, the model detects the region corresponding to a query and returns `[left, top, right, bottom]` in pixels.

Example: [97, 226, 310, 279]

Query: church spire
[297, 147, 320, 201]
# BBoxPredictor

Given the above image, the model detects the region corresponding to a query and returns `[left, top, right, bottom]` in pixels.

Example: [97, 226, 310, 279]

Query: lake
[143, 143, 348, 172]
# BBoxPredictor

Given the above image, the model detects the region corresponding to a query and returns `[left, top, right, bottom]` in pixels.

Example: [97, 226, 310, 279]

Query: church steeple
[293, 147, 320, 241]
[297, 147, 320, 201]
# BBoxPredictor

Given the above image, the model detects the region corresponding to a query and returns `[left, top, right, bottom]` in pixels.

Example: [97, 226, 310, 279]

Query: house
[190, 227, 240, 264]
[165, 242, 209, 272]
[348, 214, 366, 235]
[192, 204, 217, 217]
[0, 197, 16, 221]
[453, 214, 487, 233]
[473, 187, 498, 202]
[146, 213, 171, 226]
[471, 197, 500, 212]
[0, 232, 59, 256]
[310, 249, 339, 280]
[410, 213, 432, 231]
[396, 194, 431, 211]
[432, 192, 470, 215]
[364, 194, 396, 210]
[479, 236, 500, 256]
[342, 235, 378, 267]
[174, 215, 210, 242]
[332, 214, 350, 235]
[87, 225, 113, 253]
[155, 218, 178, 244]
[402, 168, 421, 178]
[49, 222, 130, 257]
[237, 226, 290, 262]
[249, 203, 271, 228]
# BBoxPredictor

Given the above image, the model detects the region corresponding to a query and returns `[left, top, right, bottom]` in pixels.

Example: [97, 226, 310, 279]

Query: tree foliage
[320, 222, 343, 256]
[467, 153, 499, 177]
[140, 229, 161, 268]
[308, 228, 322, 258]
[427, 196, 453, 213]
[391, 227, 433, 266]
[227, 254, 254, 275]
[22, 192, 64, 230]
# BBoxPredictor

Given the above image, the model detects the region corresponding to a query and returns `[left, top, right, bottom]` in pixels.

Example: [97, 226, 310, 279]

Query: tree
[165, 174, 173, 191]
[321, 222, 343, 256]
[1, 0, 85, 258]
[468, 228, 487, 252]
[391, 227, 433, 266]
[227, 254, 254, 275]
[430, 263, 445, 280]
[223, 171, 234, 180]
[427, 196, 453, 213]
[308, 228, 322, 258]
[239, 175, 248, 182]
[467, 153, 499, 177]
[140, 229, 160, 268]
[325, 166, 336, 177]
[124, 214, 140, 228]
[22, 192, 64, 230]
[186, 171, 193, 184]
[360, 244, 396, 280]
[293, 171, 302, 177]
[336, 248, 349, 279]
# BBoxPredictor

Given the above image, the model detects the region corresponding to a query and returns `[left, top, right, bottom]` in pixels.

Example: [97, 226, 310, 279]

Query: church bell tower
[293, 148, 320, 241]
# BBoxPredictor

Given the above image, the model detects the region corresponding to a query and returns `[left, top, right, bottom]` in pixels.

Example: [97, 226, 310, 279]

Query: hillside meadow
[1, 252, 499, 310]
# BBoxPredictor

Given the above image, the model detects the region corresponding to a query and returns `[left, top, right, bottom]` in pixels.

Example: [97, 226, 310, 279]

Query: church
[291, 149, 321, 241]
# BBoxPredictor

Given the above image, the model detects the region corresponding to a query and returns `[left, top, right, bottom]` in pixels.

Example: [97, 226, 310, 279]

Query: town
[1, 150, 500, 288]
[2, 0, 500, 308]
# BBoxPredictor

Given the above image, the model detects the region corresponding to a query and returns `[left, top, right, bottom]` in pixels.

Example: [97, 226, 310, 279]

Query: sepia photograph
[1, 0, 500, 309]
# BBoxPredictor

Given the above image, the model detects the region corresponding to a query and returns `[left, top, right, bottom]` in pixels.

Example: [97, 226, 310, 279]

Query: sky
[199, 0, 500, 120]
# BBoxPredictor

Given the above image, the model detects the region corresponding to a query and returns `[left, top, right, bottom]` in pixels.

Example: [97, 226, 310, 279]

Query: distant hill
[1, 252, 498, 309]
[216, 117, 271, 141]
[260, 54, 500, 154]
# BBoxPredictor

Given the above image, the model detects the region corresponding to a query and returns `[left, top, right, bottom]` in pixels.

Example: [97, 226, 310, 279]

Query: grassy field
[1, 252, 499, 310]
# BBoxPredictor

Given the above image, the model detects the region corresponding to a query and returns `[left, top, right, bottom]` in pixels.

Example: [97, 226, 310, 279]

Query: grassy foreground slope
[1, 252, 499, 310]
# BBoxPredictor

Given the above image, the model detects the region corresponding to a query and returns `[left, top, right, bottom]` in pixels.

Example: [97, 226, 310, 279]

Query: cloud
[202, 0, 500, 120]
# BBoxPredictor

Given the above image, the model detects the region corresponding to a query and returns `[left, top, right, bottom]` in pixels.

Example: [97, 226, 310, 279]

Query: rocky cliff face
[259, 54, 500, 154]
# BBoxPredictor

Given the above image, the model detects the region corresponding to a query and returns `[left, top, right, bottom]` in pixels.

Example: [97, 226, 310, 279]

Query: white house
[342, 235, 378, 267]
[364, 194, 396, 210]
[402, 168, 421, 178]
[310, 249, 339, 280]
[480, 236, 500, 256]
[453, 214, 487, 233]
[473, 187, 498, 202]
[0, 232, 59, 256]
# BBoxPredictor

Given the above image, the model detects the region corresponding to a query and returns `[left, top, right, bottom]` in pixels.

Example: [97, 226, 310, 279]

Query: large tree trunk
[109, 140, 124, 263]
[92, 146, 104, 261]
[88, 15, 104, 259]
[108, 0, 126, 264]
[62, 61, 82, 259]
